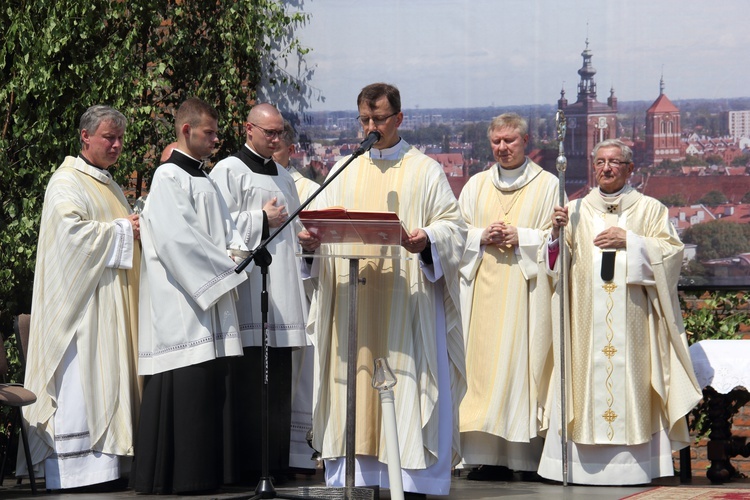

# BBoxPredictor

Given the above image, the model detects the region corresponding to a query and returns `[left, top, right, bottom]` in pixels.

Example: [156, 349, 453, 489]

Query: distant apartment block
[401, 114, 444, 129]
[726, 110, 750, 138]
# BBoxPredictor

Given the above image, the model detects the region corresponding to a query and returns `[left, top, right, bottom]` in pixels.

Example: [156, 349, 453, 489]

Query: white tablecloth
[689, 340, 750, 394]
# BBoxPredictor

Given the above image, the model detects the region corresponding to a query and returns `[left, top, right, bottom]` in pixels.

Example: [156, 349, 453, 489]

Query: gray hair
[487, 112, 528, 139]
[280, 120, 296, 146]
[79, 105, 127, 146]
[592, 139, 633, 162]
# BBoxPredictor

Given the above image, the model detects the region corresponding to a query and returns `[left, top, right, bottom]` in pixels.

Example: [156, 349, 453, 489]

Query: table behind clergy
[689, 340, 750, 484]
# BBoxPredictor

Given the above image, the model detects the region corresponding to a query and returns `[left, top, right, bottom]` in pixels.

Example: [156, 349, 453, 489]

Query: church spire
[659, 67, 665, 95]
[558, 83, 568, 109]
[577, 38, 597, 100]
[608, 85, 617, 110]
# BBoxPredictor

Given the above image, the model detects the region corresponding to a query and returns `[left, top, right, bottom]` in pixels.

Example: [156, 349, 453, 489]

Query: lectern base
[297, 485, 378, 500]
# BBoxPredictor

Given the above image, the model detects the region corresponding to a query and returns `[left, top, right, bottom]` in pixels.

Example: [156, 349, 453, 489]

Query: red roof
[428, 153, 463, 168]
[647, 93, 679, 114]
[642, 175, 750, 204]
[447, 176, 468, 199]
[668, 205, 716, 232]
[708, 204, 750, 224]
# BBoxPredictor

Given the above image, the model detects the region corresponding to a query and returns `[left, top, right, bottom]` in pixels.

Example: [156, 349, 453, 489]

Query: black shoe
[520, 470, 542, 482]
[403, 493, 426, 500]
[466, 465, 514, 481]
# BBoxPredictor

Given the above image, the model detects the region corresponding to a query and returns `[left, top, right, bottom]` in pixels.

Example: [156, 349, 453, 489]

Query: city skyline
[291, 0, 750, 112]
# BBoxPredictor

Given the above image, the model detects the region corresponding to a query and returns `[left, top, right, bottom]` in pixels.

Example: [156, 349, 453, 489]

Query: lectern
[298, 213, 409, 500]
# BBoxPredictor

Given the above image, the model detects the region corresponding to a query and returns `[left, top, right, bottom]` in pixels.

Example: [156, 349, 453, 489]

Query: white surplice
[138, 152, 247, 375]
[210, 150, 309, 348]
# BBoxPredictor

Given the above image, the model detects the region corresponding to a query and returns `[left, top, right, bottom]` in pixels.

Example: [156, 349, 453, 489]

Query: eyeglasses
[356, 112, 398, 126]
[594, 158, 631, 168]
[251, 123, 284, 139]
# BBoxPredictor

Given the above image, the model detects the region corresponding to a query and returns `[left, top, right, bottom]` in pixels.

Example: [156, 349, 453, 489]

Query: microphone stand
[236, 132, 380, 500]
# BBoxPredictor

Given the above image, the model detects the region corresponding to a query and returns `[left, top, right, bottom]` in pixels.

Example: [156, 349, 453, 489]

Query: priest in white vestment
[534, 139, 701, 485]
[210, 104, 310, 481]
[273, 119, 321, 206]
[273, 119, 321, 471]
[133, 98, 248, 494]
[299, 83, 467, 498]
[458, 113, 560, 481]
[20, 106, 140, 490]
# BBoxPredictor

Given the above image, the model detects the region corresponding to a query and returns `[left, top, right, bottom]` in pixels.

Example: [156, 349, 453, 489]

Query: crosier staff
[555, 110, 569, 486]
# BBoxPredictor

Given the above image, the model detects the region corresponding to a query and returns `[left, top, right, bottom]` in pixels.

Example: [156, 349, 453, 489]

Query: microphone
[601, 250, 616, 282]
[352, 131, 381, 157]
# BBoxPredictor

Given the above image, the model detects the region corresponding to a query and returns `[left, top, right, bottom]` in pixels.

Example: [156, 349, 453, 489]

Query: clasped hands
[481, 221, 518, 248]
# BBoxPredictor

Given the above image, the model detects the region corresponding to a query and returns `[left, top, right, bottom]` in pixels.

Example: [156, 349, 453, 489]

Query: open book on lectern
[299, 207, 410, 246]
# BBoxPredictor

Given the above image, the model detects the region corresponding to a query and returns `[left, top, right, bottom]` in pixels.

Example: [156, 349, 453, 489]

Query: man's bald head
[247, 103, 283, 124]
[245, 103, 284, 158]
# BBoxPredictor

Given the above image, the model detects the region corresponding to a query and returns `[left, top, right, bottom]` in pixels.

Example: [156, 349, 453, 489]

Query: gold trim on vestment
[601, 280, 618, 441]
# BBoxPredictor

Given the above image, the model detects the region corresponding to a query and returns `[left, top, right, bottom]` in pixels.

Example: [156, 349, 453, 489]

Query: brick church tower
[645, 76, 685, 165]
[558, 39, 618, 191]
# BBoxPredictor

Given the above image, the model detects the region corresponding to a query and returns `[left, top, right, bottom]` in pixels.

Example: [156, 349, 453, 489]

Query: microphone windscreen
[353, 130, 381, 156]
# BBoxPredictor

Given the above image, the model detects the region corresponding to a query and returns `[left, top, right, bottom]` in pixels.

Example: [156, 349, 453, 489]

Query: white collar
[368, 139, 404, 160]
[598, 185, 627, 201]
[498, 158, 528, 183]
[174, 148, 203, 163]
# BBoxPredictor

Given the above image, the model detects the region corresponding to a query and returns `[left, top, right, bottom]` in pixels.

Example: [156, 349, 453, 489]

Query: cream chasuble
[290, 168, 320, 206]
[22, 156, 140, 472]
[458, 160, 559, 454]
[534, 186, 702, 484]
[308, 140, 466, 471]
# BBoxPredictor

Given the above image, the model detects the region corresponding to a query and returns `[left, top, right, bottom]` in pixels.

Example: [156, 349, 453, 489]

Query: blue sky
[291, 0, 750, 111]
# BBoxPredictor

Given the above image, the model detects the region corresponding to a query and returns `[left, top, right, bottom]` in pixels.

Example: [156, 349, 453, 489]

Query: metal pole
[555, 110, 569, 486]
[345, 258, 361, 500]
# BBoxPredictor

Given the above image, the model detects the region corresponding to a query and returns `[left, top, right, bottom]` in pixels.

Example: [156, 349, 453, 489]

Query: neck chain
[495, 188, 523, 224]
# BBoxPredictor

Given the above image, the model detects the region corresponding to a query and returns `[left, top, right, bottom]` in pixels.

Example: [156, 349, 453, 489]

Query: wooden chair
[0, 314, 37, 494]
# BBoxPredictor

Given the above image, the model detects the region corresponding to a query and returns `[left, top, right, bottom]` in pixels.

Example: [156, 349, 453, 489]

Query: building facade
[557, 39, 618, 191]
[644, 77, 685, 165]
[726, 110, 750, 139]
